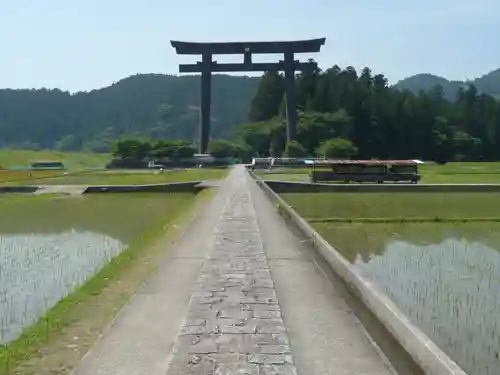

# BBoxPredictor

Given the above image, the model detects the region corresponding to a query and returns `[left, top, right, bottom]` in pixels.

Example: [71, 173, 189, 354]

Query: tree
[298, 110, 352, 154]
[296, 59, 321, 110]
[4, 65, 500, 163]
[111, 139, 195, 160]
[453, 131, 482, 160]
[55, 135, 81, 151]
[111, 139, 143, 159]
[284, 141, 307, 157]
[233, 143, 253, 163]
[316, 138, 358, 158]
[0, 74, 259, 149]
[151, 140, 195, 159]
[84, 138, 110, 153]
[172, 141, 196, 159]
[248, 72, 284, 122]
[207, 139, 235, 158]
[234, 121, 273, 156]
[269, 121, 286, 156]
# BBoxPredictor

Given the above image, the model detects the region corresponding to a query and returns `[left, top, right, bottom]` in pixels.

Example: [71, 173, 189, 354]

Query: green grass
[0, 190, 212, 375]
[255, 168, 316, 182]
[2, 168, 228, 186]
[256, 162, 500, 184]
[0, 170, 60, 183]
[312, 221, 500, 263]
[0, 193, 203, 241]
[420, 162, 500, 183]
[281, 192, 500, 220]
[0, 149, 109, 170]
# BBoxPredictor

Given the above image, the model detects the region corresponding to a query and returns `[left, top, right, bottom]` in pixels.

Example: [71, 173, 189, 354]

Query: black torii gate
[170, 38, 326, 154]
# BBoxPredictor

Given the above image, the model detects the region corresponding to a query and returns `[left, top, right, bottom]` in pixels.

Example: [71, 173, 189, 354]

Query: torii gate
[170, 38, 326, 154]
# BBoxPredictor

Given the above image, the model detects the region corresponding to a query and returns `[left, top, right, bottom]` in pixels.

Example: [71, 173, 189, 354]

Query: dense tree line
[111, 138, 248, 162]
[111, 139, 196, 161]
[235, 67, 500, 162]
[0, 74, 259, 151]
[2, 66, 500, 162]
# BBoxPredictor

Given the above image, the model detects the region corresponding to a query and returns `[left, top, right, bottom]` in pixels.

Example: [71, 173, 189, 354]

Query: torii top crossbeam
[170, 38, 326, 55]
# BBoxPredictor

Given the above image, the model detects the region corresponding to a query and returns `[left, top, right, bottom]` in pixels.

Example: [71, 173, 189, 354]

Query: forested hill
[394, 69, 500, 101]
[0, 74, 259, 151]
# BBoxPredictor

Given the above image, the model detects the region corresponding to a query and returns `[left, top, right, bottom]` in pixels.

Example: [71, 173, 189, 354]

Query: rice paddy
[281, 192, 500, 220]
[0, 149, 230, 373]
[280, 190, 500, 374]
[0, 191, 206, 374]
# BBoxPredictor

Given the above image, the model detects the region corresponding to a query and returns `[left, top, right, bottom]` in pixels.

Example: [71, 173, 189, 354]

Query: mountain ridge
[0, 73, 260, 150]
[394, 68, 500, 100]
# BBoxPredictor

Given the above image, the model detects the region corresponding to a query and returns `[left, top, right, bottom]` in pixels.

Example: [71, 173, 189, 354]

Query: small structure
[269, 157, 316, 169]
[30, 161, 66, 170]
[251, 157, 274, 170]
[311, 160, 421, 184]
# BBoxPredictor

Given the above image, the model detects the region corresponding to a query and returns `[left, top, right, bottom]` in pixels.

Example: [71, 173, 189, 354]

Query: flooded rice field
[0, 193, 194, 345]
[315, 222, 500, 375]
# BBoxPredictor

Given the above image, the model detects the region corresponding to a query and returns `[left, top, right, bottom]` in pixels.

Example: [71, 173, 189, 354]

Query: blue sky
[1, 0, 499, 92]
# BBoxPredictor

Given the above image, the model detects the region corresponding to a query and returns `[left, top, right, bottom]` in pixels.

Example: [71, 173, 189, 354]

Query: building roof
[171, 38, 326, 55]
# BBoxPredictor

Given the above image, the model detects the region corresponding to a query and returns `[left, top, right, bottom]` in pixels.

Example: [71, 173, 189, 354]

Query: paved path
[73, 166, 394, 375]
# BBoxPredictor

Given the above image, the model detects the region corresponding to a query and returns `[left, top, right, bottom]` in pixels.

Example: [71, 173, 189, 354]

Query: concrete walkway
[73, 166, 394, 375]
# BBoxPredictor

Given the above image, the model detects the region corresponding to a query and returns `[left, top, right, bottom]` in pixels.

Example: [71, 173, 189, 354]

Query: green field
[0, 149, 229, 185]
[0, 149, 109, 170]
[2, 169, 227, 186]
[281, 192, 500, 221]
[279, 189, 500, 374]
[256, 162, 500, 184]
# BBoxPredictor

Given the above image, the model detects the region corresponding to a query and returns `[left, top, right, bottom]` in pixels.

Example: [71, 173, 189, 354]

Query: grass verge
[0, 189, 213, 375]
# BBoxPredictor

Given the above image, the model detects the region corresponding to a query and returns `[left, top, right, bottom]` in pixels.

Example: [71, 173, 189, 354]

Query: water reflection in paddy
[0, 232, 123, 343]
[0, 193, 195, 345]
[315, 222, 500, 375]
